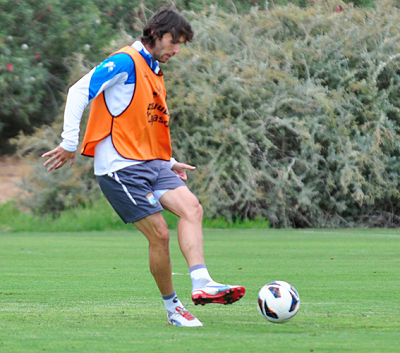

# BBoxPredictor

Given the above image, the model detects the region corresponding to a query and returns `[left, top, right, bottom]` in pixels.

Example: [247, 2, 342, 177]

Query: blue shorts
[96, 160, 185, 223]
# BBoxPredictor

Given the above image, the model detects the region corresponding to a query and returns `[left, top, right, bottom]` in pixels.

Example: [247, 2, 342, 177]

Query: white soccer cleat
[167, 306, 203, 327]
[192, 284, 246, 305]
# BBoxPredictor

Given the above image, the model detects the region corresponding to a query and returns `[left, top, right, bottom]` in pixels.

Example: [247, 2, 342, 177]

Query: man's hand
[171, 162, 196, 181]
[41, 146, 76, 172]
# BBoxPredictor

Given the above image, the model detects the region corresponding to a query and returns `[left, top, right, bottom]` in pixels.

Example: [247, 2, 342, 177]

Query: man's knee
[148, 218, 170, 247]
[183, 196, 203, 222]
[159, 186, 203, 222]
[153, 224, 170, 244]
[135, 213, 170, 245]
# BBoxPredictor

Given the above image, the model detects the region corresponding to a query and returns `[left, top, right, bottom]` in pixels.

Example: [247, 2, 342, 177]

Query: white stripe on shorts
[111, 171, 137, 206]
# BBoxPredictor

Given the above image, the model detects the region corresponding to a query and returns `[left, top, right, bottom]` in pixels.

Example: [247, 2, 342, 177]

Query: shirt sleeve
[161, 157, 178, 169]
[60, 53, 135, 152]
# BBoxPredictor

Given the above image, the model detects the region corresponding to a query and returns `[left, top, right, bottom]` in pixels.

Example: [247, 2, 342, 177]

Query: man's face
[150, 32, 185, 63]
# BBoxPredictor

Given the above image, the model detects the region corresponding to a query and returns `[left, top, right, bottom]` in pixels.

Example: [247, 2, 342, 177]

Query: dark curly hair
[141, 7, 194, 48]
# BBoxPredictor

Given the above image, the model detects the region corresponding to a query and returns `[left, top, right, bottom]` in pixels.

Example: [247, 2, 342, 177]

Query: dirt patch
[0, 156, 32, 203]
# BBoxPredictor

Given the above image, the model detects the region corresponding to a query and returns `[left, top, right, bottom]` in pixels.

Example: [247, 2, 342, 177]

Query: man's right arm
[61, 53, 136, 152]
[41, 69, 94, 171]
[60, 69, 95, 152]
[42, 53, 136, 171]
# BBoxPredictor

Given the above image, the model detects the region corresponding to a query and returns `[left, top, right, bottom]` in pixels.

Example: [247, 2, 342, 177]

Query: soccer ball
[257, 280, 300, 323]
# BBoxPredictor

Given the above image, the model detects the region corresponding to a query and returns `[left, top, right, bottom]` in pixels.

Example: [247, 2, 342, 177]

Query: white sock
[189, 264, 222, 290]
[162, 292, 183, 313]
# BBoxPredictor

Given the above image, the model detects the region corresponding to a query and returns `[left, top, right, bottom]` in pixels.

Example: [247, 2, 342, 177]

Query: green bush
[13, 0, 400, 228]
[0, 0, 113, 152]
[164, 0, 400, 227]
[0, 0, 381, 153]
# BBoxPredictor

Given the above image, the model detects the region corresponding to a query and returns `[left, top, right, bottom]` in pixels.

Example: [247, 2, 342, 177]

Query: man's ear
[151, 29, 159, 40]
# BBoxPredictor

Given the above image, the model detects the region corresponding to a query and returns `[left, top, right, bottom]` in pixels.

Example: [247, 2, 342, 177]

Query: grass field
[0, 228, 399, 353]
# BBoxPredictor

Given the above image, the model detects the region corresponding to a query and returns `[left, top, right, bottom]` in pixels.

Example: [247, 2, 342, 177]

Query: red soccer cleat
[192, 285, 246, 305]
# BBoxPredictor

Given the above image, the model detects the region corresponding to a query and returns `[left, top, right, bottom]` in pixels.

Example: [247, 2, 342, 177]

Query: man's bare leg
[134, 212, 173, 295]
[159, 186, 246, 305]
[134, 211, 202, 326]
[159, 186, 205, 267]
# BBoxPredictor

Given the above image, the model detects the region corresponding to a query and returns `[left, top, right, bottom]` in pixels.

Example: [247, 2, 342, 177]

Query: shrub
[1, 0, 380, 153]
[164, 0, 400, 226]
[14, 0, 400, 228]
[0, 0, 113, 152]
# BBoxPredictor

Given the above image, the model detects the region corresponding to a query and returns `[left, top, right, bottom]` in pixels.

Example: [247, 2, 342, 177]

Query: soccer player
[42, 7, 245, 327]
[42, 8, 245, 327]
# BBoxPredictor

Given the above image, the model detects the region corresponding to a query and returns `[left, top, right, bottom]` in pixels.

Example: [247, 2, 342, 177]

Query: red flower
[6, 63, 13, 71]
[34, 54, 41, 60]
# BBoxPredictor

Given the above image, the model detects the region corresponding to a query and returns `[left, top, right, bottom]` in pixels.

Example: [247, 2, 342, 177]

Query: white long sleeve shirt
[60, 41, 176, 176]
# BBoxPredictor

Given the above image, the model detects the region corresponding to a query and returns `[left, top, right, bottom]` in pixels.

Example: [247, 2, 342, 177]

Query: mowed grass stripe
[0, 229, 399, 353]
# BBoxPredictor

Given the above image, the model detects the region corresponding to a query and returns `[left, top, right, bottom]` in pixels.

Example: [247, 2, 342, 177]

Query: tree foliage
[0, 0, 383, 153]
[14, 0, 400, 227]
[0, 0, 113, 152]
[165, 0, 400, 226]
